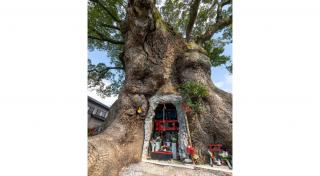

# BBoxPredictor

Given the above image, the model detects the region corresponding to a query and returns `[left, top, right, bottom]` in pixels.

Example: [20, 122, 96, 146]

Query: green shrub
[179, 81, 209, 113]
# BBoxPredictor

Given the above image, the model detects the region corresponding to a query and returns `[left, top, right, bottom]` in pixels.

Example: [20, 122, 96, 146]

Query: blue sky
[88, 44, 232, 105]
[211, 44, 232, 92]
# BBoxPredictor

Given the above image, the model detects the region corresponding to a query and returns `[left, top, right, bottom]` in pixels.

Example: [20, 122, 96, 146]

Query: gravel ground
[119, 162, 232, 176]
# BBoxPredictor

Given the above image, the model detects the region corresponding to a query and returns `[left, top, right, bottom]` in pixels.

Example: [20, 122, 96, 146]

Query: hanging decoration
[162, 104, 166, 131]
[186, 145, 195, 156]
[137, 107, 142, 114]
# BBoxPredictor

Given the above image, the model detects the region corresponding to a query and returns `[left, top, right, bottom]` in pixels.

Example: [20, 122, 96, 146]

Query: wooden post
[184, 114, 195, 164]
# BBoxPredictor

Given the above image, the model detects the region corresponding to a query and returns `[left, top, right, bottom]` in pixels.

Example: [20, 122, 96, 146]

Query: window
[88, 106, 94, 114]
[100, 111, 106, 118]
[95, 109, 101, 115]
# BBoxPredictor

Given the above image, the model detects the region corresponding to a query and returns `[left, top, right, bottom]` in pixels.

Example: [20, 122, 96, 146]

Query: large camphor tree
[87, 0, 232, 175]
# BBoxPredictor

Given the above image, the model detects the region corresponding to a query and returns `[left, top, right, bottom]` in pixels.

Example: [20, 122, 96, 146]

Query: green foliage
[88, 0, 232, 97]
[159, 0, 232, 73]
[226, 62, 232, 73]
[159, 0, 232, 42]
[88, 0, 124, 57]
[203, 39, 231, 69]
[88, 59, 124, 97]
[88, 0, 126, 96]
[179, 81, 209, 113]
[160, 0, 190, 36]
[171, 136, 177, 143]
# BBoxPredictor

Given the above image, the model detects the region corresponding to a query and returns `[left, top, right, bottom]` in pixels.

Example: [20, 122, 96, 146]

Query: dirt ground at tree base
[119, 162, 232, 176]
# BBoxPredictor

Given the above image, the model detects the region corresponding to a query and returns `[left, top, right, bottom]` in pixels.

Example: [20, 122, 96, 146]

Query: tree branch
[89, 67, 124, 73]
[89, 27, 124, 44]
[103, 67, 124, 70]
[88, 35, 124, 45]
[196, 0, 232, 45]
[221, 0, 232, 7]
[186, 0, 201, 41]
[196, 15, 232, 44]
[100, 23, 120, 30]
[90, 0, 121, 23]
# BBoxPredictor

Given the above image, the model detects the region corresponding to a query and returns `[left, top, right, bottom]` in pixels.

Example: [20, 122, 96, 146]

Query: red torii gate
[209, 144, 222, 160]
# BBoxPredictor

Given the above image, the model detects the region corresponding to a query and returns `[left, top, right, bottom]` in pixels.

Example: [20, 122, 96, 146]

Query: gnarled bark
[88, 0, 232, 175]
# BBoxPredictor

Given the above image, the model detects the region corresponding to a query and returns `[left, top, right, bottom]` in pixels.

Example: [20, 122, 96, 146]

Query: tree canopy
[88, 0, 232, 97]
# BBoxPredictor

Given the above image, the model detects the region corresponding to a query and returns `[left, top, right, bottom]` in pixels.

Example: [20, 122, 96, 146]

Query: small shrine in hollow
[142, 94, 190, 162]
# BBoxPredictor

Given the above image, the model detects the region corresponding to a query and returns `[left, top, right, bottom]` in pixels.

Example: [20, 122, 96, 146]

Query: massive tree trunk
[88, 0, 232, 175]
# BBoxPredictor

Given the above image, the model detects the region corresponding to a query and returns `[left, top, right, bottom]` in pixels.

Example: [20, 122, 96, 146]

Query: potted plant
[218, 151, 232, 169]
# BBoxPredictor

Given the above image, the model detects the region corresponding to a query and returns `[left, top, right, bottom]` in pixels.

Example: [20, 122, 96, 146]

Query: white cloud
[226, 74, 232, 85]
[215, 81, 224, 88]
[87, 79, 118, 107]
[214, 74, 232, 93]
[224, 74, 232, 92]
[87, 90, 118, 107]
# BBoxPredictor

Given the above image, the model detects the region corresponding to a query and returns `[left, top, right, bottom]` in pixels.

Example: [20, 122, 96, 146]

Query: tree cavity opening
[142, 94, 189, 162]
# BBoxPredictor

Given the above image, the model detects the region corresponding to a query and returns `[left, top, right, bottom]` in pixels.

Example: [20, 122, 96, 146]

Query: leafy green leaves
[88, 0, 126, 96]
[159, 0, 232, 72]
[203, 39, 232, 72]
[87, 0, 233, 97]
[160, 0, 191, 36]
[179, 81, 209, 113]
[88, 0, 124, 49]
[88, 59, 124, 97]
[226, 61, 232, 73]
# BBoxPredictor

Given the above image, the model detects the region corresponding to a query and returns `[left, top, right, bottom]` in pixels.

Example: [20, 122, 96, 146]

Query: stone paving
[119, 161, 232, 176]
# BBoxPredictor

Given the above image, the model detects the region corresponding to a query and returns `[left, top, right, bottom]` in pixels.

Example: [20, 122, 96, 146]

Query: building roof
[88, 96, 110, 110]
